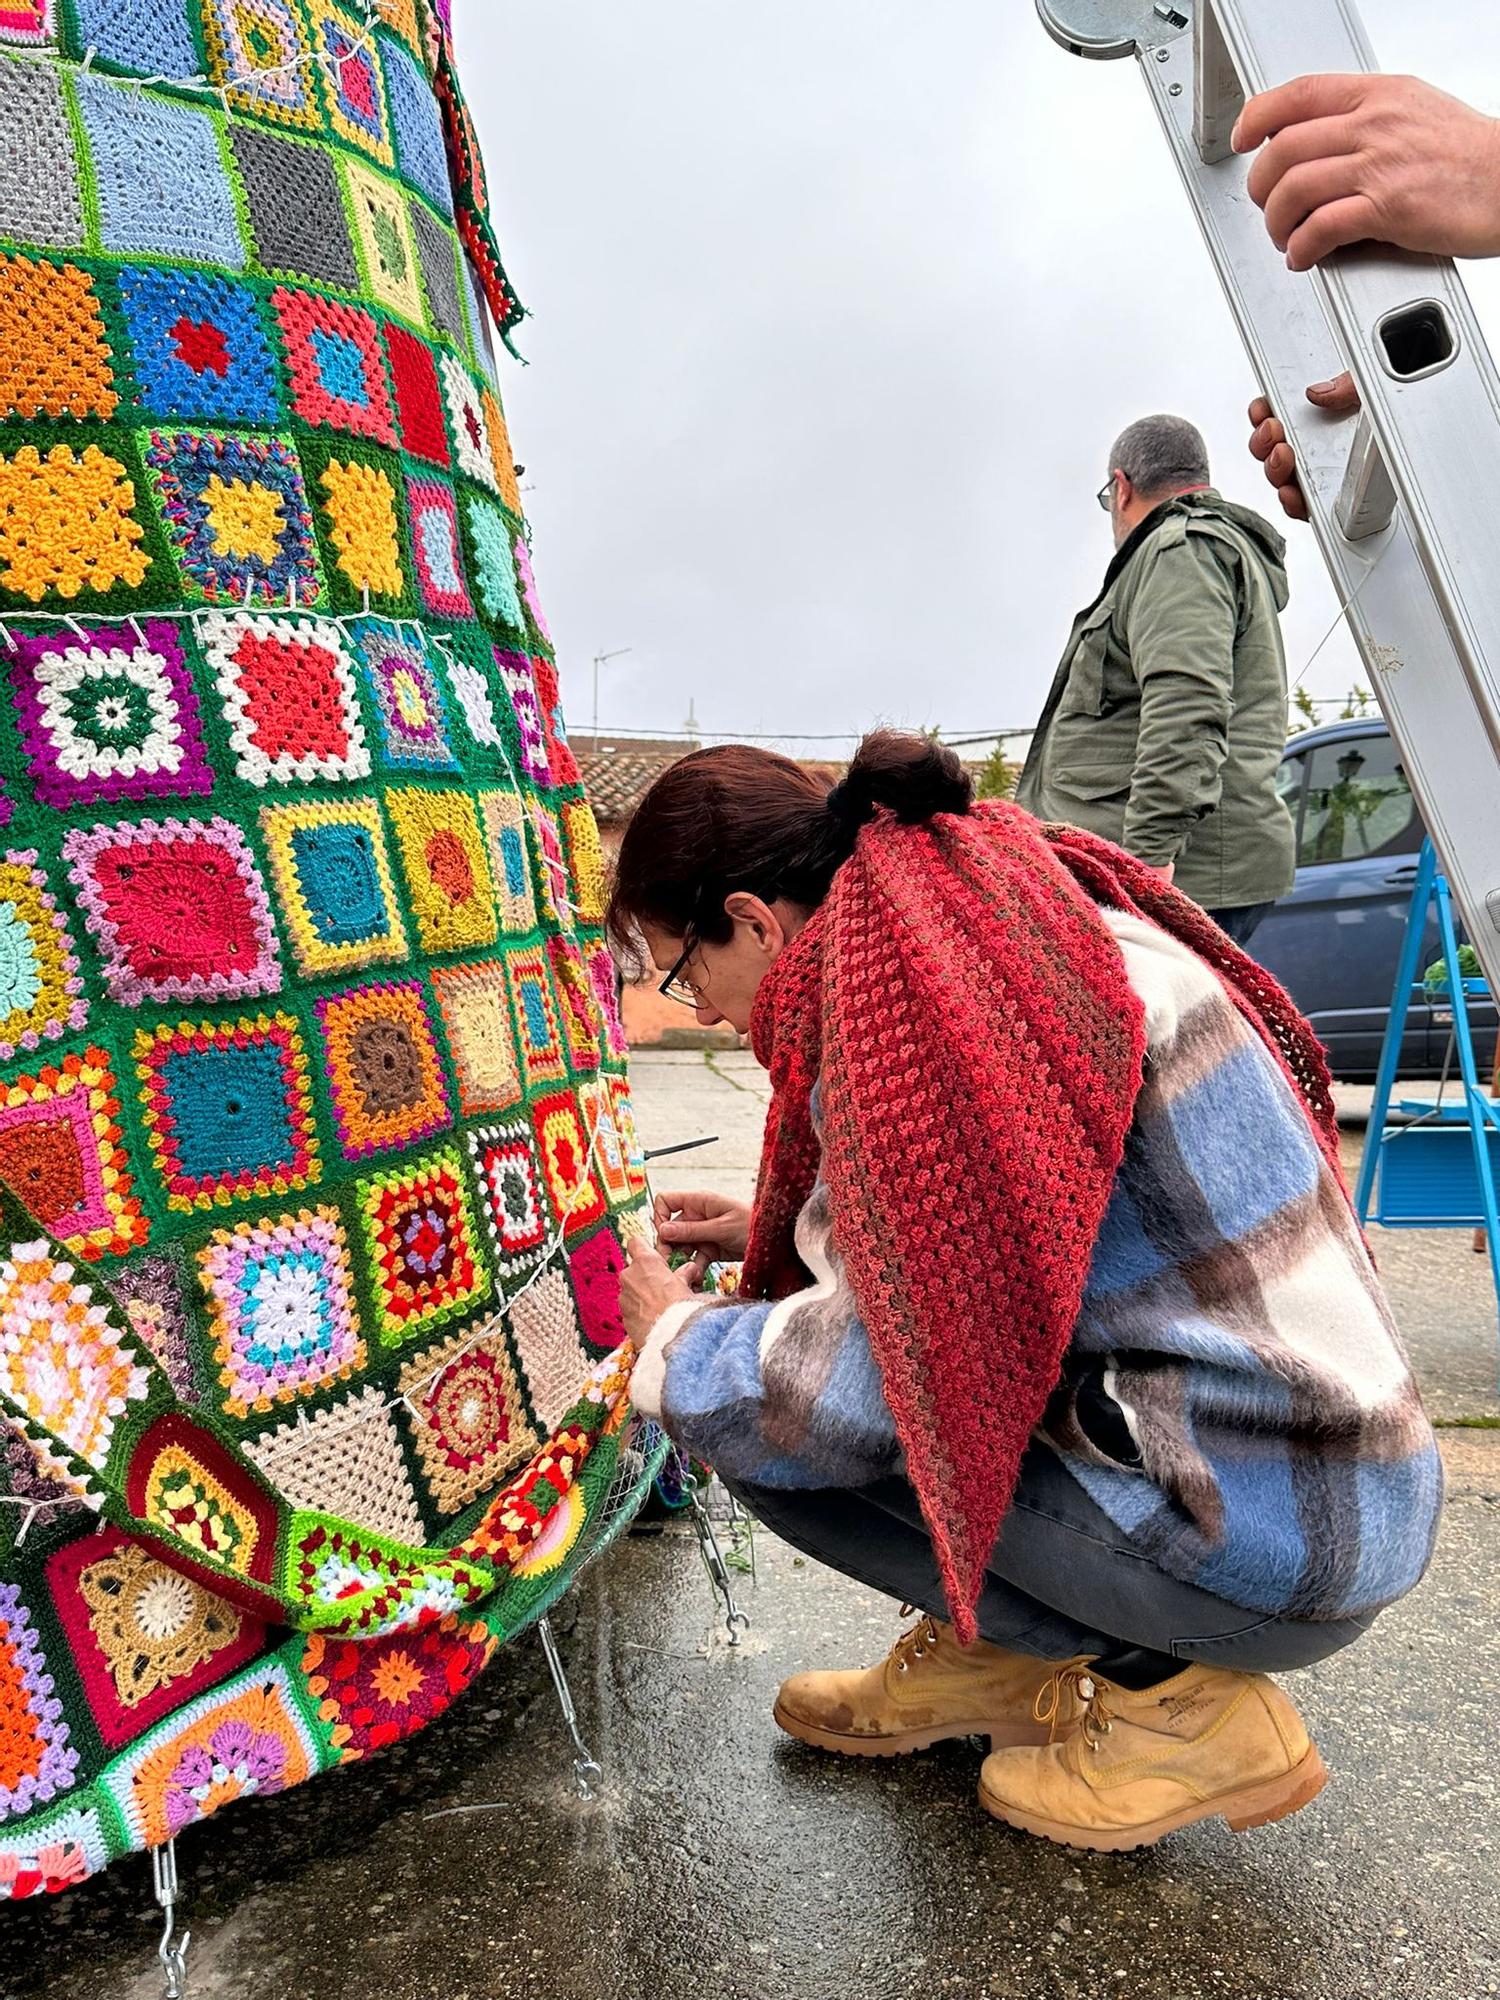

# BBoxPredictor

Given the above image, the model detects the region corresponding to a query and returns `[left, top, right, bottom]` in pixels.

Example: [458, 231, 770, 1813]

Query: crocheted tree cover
[0, 0, 652, 1900]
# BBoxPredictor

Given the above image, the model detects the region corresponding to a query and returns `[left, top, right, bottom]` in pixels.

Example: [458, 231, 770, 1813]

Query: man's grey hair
[1108, 414, 1211, 500]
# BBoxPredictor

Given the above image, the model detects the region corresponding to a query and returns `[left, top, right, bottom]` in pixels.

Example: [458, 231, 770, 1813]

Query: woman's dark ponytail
[607, 729, 973, 959]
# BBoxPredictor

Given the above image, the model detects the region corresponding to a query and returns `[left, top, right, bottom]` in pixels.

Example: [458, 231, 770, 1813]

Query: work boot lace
[890, 1605, 942, 1675]
[1034, 1664, 1116, 1749]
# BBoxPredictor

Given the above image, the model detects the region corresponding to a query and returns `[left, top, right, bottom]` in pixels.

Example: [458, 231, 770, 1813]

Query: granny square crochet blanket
[0, 0, 652, 1901]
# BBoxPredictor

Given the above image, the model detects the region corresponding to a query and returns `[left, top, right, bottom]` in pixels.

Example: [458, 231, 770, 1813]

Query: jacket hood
[1178, 489, 1290, 611]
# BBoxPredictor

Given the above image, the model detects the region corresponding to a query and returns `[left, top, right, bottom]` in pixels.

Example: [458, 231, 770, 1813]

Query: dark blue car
[1253, 717, 1497, 1080]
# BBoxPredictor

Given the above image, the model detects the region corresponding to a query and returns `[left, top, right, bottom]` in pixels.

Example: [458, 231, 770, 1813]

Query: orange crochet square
[0, 255, 117, 421]
[482, 388, 522, 515]
[0, 444, 148, 603]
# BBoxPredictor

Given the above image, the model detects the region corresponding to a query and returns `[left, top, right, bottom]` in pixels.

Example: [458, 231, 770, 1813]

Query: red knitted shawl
[743, 799, 1340, 1643]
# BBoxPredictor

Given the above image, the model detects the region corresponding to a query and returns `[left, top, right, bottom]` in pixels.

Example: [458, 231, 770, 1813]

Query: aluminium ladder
[1035, 0, 1500, 1020]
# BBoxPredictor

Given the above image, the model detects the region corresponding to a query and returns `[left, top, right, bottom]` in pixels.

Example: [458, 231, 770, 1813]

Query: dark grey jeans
[732, 1445, 1376, 1674]
[1206, 901, 1275, 948]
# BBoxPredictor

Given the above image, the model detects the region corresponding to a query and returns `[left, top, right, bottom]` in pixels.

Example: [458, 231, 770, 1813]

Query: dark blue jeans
[732, 1446, 1376, 1674]
[1207, 901, 1275, 948]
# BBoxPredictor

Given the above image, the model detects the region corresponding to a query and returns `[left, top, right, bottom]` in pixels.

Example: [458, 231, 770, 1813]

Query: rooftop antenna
[591, 647, 631, 751]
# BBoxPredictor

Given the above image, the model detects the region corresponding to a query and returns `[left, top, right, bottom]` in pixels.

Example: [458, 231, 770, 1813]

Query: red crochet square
[384, 321, 449, 466]
[568, 1225, 626, 1352]
[272, 288, 396, 444]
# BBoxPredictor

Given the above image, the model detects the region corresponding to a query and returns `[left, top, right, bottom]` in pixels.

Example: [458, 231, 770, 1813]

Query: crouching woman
[611, 731, 1440, 1853]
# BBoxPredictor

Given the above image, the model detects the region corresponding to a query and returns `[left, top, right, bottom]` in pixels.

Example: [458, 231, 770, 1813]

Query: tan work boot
[773, 1610, 1087, 1758]
[977, 1661, 1328, 1851]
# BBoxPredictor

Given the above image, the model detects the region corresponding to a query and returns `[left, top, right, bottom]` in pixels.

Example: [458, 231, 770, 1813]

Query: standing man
[1017, 415, 1294, 948]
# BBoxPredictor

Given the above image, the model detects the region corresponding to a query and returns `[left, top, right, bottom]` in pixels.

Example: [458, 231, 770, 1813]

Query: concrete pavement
[6, 1049, 1499, 2000]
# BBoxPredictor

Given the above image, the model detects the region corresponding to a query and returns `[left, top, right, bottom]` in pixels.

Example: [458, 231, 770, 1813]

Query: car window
[1275, 749, 1306, 842]
[1297, 734, 1419, 866]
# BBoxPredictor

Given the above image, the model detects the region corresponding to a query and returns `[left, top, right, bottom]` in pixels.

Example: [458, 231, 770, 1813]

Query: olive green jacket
[1016, 490, 1296, 912]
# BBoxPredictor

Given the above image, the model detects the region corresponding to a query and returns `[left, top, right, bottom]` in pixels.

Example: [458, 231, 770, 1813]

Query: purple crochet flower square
[495, 650, 551, 785]
[0, 1583, 79, 1820]
[8, 621, 212, 808]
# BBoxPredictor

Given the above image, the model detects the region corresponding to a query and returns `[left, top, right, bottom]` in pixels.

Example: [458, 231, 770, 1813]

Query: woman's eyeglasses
[658, 935, 703, 1008]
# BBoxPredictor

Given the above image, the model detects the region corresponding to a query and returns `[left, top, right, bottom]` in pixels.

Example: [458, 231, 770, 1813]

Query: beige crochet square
[244, 1387, 424, 1544]
[509, 1267, 591, 1433]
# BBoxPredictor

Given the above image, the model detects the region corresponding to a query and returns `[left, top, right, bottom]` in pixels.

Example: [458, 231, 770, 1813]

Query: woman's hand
[620, 1238, 696, 1345]
[652, 1190, 751, 1287]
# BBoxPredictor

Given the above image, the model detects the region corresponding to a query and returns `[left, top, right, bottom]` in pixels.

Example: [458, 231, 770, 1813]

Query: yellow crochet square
[319, 458, 403, 598]
[0, 255, 117, 421]
[260, 795, 409, 977]
[376, 0, 425, 57]
[481, 388, 522, 515]
[0, 444, 148, 603]
[343, 158, 425, 325]
[385, 786, 498, 954]
[560, 801, 606, 926]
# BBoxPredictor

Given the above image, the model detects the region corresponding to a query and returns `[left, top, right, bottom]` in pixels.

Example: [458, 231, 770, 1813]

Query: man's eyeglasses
[658, 934, 702, 1008]
[1097, 475, 1118, 513]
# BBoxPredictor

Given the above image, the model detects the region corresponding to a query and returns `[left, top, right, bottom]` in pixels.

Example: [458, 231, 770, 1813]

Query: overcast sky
[461, 3, 1500, 756]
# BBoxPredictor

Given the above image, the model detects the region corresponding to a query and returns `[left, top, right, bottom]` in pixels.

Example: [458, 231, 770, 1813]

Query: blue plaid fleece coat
[632, 912, 1442, 1622]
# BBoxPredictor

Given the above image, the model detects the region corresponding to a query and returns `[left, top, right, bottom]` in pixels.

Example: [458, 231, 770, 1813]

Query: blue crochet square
[382, 37, 452, 216]
[116, 268, 280, 423]
[69, 0, 199, 79]
[308, 328, 369, 406]
[74, 72, 245, 267]
[498, 824, 527, 898]
[289, 820, 390, 945]
[157, 1042, 296, 1182]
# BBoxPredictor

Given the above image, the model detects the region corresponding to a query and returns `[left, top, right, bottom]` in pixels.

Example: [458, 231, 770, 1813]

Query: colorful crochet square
[507, 1266, 591, 1432]
[63, 817, 282, 1006]
[0, 255, 115, 420]
[466, 1117, 548, 1284]
[351, 622, 456, 771]
[0, 1585, 76, 1821]
[561, 802, 607, 926]
[494, 650, 550, 785]
[0, 0, 52, 45]
[375, 0, 423, 56]
[244, 1386, 423, 1544]
[482, 388, 524, 513]
[549, 938, 600, 1074]
[479, 790, 538, 935]
[202, 611, 370, 787]
[196, 1205, 364, 1419]
[531, 1091, 606, 1238]
[0, 54, 83, 251]
[344, 158, 424, 322]
[134, 1014, 321, 1214]
[438, 354, 496, 490]
[533, 656, 581, 787]
[409, 204, 467, 354]
[303, 1614, 493, 1761]
[580, 1080, 633, 1207]
[115, 266, 280, 425]
[259, 796, 407, 978]
[588, 942, 629, 1060]
[0, 850, 86, 1060]
[45, 1529, 264, 1750]
[0, 1050, 146, 1260]
[69, 0, 197, 75]
[0, 1238, 150, 1481]
[463, 493, 522, 629]
[608, 1073, 649, 1194]
[272, 289, 397, 444]
[227, 123, 360, 291]
[529, 802, 568, 928]
[142, 430, 323, 609]
[512, 534, 552, 644]
[382, 38, 452, 214]
[429, 960, 521, 1115]
[201, 0, 319, 130]
[8, 620, 211, 808]
[400, 1322, 540, 1515]
[356, 1145, 490, 1345]
[385, 787, 496, 955]
[505, 946, 565, 1088]
[310, 0, 394, 165]
[113, 1254, 197, 1403]
[444, 644, 506, 756]
[406, 474, 472, 617]
[317, 456, 405, 599]
[123, 1412, 280, 1594]
[102, 1663, 317, 1848]
[383, 319, 449, 465]
[568, 1225, 627, 1351]
[0, 443, 148, 605]
[317, 978, 451, 1160]
[73, 73, 245, 267]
